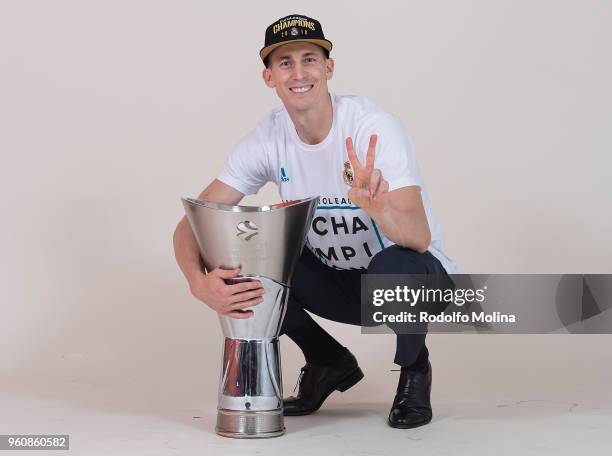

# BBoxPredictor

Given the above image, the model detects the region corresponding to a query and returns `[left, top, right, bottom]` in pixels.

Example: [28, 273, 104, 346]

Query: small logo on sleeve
[280, 167, 290, 182]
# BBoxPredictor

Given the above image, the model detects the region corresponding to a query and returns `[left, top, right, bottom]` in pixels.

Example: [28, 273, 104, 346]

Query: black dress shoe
[283, 350, 364, 416]
[388, 361, 433, 429]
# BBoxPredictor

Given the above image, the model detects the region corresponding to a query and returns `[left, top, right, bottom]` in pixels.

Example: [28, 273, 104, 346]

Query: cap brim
[260, 39, 333, 62]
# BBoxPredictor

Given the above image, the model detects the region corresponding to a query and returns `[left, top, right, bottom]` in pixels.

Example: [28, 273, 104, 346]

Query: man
[173, 14, 456, 429]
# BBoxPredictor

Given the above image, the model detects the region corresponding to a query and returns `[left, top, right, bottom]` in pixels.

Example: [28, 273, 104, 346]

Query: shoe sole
[387, 415, 433, 429]
[283, 367, 365, 416]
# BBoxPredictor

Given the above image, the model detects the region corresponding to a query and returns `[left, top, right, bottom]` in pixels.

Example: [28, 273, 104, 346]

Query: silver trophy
[181, 196, 318, 438]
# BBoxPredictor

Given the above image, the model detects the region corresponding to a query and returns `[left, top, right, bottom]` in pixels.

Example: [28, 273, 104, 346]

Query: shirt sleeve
[354, 112, 423, 192]
[217, 128, 273, 196]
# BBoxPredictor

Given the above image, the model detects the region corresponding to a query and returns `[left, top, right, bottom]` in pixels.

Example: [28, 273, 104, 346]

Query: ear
[262, 67, 275, 88]
[325, 57, 335, 80]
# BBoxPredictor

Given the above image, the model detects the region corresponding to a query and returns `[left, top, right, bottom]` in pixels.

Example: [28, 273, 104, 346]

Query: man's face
[262, 42, 334, 113]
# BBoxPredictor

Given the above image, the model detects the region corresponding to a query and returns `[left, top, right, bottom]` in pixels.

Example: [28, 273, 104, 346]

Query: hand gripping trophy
[181, 197, 318, 438]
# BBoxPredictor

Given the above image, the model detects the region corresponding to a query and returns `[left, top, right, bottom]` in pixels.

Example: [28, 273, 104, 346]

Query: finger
[379, 179, 389, 195]
[345, 137, 362, 172]
[373, 178, 388, 200]
[358, 175, 369, 190]
[369, 169, 382, 196]
[214, 267, 241, 279]
[227, 288, 265, 304]
[226, 280, 263, 294]
[365, 134, 377, 171]
[357, 187, 371, 201]
[226, 310, 254, 319]
[349, 187, 370, 207]
[230, 296, 264, 310]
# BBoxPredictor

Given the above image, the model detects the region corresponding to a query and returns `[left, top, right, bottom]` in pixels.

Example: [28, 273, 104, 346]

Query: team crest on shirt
[342, 161, 354, 186]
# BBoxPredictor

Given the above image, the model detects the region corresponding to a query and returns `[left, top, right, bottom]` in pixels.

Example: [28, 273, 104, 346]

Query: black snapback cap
[260, 14, 333, 63]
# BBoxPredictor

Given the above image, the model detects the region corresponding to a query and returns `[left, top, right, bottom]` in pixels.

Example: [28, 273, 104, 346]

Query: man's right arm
[173, 179, 265, 319]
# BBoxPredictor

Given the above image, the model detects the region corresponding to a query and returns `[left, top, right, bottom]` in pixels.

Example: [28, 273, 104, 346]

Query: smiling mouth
[289, 84, 314, 94]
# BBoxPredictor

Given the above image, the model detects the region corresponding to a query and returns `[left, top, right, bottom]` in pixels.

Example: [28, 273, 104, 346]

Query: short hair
[264, 46, 330, 68]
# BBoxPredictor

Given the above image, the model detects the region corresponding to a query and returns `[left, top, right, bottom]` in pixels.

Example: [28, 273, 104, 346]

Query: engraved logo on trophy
[236, 221, 259, 241]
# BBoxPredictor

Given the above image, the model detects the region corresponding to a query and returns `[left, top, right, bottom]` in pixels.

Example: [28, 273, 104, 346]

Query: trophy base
[215, 408, 285, 438]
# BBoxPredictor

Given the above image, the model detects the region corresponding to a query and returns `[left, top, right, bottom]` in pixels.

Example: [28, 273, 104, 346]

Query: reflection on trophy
[181, 197, 318, 438]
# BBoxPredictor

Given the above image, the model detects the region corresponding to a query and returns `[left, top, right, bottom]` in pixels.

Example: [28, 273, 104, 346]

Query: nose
[291, 61, 306, 81]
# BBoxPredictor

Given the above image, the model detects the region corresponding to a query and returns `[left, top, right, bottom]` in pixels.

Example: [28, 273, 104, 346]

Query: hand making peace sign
[346, 134, 389, 213]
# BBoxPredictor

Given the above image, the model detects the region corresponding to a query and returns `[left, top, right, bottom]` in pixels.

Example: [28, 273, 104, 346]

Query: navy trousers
[280, 244, 450, 367]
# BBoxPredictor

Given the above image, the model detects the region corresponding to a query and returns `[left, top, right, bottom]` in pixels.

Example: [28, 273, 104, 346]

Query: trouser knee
[368, 244, 442, 275]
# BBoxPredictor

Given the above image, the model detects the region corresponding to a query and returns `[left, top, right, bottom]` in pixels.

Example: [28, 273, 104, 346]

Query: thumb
[214, 267, 241, 279]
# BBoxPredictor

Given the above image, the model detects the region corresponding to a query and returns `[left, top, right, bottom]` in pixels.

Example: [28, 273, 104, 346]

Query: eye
[279, 60, 290, 68]
[305, 57, 317, 63]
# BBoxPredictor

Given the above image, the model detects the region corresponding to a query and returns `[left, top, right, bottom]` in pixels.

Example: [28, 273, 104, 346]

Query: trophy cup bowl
[181, 196, 318, 438]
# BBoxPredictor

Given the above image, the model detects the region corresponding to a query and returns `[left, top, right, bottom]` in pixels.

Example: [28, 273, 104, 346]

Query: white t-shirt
[218, 94, 457, 273]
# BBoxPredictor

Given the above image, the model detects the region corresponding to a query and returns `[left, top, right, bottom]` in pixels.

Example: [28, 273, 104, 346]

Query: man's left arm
[370, 185, 431, 253]
[346, 134, 431, 253]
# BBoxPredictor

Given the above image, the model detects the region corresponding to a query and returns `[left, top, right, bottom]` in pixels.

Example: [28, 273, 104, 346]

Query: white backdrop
[1, 0, 611, 417]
